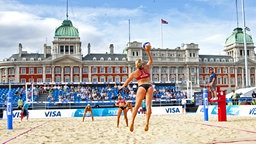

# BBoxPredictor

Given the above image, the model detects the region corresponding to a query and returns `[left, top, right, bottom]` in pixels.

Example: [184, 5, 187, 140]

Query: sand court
[1, 114, 256, 144]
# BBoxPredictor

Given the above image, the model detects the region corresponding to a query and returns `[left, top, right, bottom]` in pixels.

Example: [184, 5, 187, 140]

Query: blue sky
[0, 0, 255, 59]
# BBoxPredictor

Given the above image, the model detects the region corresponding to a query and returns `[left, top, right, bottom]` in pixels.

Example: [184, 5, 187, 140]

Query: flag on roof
[161, 19, 168, 24]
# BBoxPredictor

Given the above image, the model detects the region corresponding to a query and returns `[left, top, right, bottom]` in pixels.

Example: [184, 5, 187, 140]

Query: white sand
[1, 114, 256, 144]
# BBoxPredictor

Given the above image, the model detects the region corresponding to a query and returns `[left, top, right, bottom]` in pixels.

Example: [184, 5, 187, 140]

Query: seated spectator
[252, 91, 256, 98]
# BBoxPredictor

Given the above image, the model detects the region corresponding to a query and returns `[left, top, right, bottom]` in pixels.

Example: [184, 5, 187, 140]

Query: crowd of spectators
[40, 84, 186, 103]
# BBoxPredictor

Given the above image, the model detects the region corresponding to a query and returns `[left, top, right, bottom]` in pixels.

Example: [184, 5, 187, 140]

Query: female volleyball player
[115, 96, 129, 127]
[119, 42, 153, 132]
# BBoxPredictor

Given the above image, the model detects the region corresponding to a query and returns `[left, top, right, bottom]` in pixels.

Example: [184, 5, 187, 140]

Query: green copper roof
[55, 20, 79, 37]
[225, 27, 253, 46]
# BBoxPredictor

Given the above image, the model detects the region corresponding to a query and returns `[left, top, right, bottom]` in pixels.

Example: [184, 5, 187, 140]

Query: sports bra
[117, 100, 125, 105]
[136, 68, 150, 81]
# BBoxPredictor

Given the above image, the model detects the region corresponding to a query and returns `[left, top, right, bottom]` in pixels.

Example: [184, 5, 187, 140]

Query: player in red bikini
[115, 96, 129, 127]
[119, 42, 153, 132]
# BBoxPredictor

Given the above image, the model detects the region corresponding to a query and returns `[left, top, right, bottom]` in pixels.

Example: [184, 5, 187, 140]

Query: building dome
[55, 19, 79, 37]
[225, 27, 253, 46]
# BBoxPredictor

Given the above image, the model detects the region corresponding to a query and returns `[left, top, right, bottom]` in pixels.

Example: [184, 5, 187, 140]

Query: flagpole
[241, 0, 249, 87]
[161, 21, 163, 49]
[128, 19, 131, 43]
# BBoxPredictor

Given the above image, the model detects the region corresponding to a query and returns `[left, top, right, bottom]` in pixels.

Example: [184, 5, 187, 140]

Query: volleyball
[143, 42, 151, 51]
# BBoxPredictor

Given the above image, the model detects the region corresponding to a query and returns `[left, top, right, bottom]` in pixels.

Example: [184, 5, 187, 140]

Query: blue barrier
[73, 108, 119, 117]
[7, 91, 13, 130]
[203, 88, 208, 121]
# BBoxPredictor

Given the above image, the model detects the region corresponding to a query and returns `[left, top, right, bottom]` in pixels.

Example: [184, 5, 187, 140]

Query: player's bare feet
[144, 124, 149, 131]
[130, 123, 134, 132]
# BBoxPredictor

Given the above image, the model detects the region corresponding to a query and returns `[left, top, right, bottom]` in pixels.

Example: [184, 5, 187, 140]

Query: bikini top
[117, 99, 125, 105]
[136, 68, 150, 81]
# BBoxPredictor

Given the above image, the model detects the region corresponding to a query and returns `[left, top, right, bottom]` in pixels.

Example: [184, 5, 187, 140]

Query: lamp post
[241, 0, 249, 87]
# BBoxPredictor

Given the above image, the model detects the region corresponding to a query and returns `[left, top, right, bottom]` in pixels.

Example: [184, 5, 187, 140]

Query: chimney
[18, 43, 22, 57]
[87, 43, 91, 55]
[109, 44, 114, 54]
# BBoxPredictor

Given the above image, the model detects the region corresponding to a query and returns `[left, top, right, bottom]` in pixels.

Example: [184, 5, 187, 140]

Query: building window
[21, 78, 26, 83]
[55, 76, 61, 82]
[217, 68, 221, 74]
[115, 76, 120, 82]
[230, 67, 234, 74]
[73, 67, 79, 74]
[46, 67, 51, 74]
[37, 79, 42, 83]
[204, 58, 208, 62]
[65, 67, 70, 74]
[205, 68, 209, 73]
[199, 68, 202, 74]
[161, 75, 167, 82]
[83, 67, 88, 74]
[83, 78, 89, 82]
[122, 76, 127, 82]
[115, 57, 119, 61]
[161, 68, 167, 74]
[70, 46, 74, 54]
[100, 57, 104, 61]
[216, 58, 220, 62]
[108, 76, 113, 82]
[65, 46, 69, 54]
[55, 67, 61, 74]
[37, 68, 42, 74]
[9, 68, 15, 75]
[74, 76, 79, 82]
[29, 78, 34, 83]
[92, 67, 97, 74]
[93, 57, 96, 61]
[64, 76, 70, 82]
[108, 57, 111, 61]
[231, 77, 235, 85]
[122, 57, 126, 61]
[60, 46, 64, 54]
[169, 67, 175, 74]
[240, 50, 243, 56]
[46, 78, 51, 82]
[115, 67, 120, 73]
[223, 68, 227, 74]
[29, 68, 34, 74]
[21, 68, 26, 74]
[153, 67, 159, 74]
[100, 67, 105, 73]
[223, 77, 227, 84]
[178, 67, 184, 73]
[237, 67, 242, 74]
[100, 76, 105, 82]
[122, 67, 127, 73]
[190, 67, 195, 73]
[108, 67, 112, 73]
[92, 77, 98, 82]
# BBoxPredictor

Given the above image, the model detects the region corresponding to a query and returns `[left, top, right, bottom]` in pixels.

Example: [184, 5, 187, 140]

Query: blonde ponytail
[135, 59, 142, 69]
